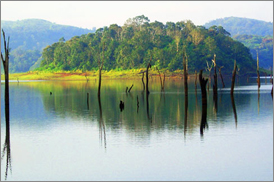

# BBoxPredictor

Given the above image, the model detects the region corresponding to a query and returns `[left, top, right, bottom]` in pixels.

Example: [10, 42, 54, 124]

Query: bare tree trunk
[98, 43, 105, 97]
[1, 29, 10, 134]
[199, 70, 208, 136]
[98, 64, 103, 96]
[231, 60, 237, 95]
[219, 66, 225, 88]
[257, 51, 261, 89]
[183, 54, 188, 97]
[1, 29, 11, 180]
[146, 63, 151, 95]
[195, 70, 197, 91]
[156, 67, 164, 91]
[142, 72, 145, 92]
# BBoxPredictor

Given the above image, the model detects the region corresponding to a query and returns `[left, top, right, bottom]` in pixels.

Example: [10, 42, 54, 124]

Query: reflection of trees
[1, 106, 12, 180]
[17, 80, 252, 136]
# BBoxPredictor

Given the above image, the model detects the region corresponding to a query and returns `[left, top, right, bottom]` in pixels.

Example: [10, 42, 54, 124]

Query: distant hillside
[1, 19, 96, 73]
[205, 17, 273, 69]
[204, 17, 273, 36]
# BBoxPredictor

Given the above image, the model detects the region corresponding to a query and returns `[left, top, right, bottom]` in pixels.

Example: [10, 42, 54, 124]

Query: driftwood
[231, 60, 237, 95]
[125, 87, 128, 93]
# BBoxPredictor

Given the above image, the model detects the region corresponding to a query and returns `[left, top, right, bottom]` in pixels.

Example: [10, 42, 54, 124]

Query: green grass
[1, 69, 183, 81]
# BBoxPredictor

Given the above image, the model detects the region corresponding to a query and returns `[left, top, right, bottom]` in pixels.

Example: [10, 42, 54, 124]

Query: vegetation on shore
[37, 15, 256, 74]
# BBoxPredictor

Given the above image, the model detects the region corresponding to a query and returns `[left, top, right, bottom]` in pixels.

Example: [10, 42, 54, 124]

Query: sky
[1, 1, 273, 30]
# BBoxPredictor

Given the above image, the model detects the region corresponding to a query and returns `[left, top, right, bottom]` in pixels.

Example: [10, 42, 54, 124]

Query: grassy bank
[1, 68, 266, 81]
[1, 69, 188, 81]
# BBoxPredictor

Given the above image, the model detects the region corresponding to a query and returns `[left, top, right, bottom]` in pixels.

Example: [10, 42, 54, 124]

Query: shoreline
[1, 69, 262, 81]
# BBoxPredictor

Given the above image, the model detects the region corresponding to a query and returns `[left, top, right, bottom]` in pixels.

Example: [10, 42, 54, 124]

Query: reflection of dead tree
[87, 93, 89, 110]
[98, 95, 106, 148]
[137, 96, 139, 113]
[128, 84, 134, 93]
[199, 70, 208, 136]
[1, 108, 11, 180]
[156, 67, 165, 91]
[1, 128, 11, 180]
[231, 94, 238, 128]
[195, 70, 198, 92]
[184, 91, 188, 137]
[84, 72, 89, 82]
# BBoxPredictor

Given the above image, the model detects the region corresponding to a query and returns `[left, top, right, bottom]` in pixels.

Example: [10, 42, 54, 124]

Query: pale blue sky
[1, 1, 273, 30]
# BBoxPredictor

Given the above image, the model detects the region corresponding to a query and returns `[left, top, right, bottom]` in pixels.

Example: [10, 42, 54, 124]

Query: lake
[1, 76, 273, 181]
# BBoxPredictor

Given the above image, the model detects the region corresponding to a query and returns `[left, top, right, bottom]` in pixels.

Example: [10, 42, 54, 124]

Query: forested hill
[37, 15, 255, 73]
[204, 17, 273, 36]
[204, 17, 273, 69]
[1, 19, 95, 73]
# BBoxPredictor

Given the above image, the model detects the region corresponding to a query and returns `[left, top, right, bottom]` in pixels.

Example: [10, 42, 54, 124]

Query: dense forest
[233, 34, 273, 69]
[205, 17, 273, 69]
[1, 19, 95, 73]
[37, 15, 255, 74]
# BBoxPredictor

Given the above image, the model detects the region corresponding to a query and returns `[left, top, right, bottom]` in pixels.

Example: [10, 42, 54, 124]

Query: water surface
[1, 77, 273, 181]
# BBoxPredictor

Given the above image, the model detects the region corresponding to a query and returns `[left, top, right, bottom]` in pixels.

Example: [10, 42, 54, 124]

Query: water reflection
[98, 95, 106, 148]
[1, 98, 11, 180]
[231, 94, 238, 128]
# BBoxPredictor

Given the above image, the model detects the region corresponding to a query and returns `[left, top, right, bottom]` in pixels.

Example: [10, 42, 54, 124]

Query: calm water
[1, 76, 273, 181]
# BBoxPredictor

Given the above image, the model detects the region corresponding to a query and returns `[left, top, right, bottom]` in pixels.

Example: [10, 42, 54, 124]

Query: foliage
[38, 15, 256, 74]
[233, 34, 273, 68]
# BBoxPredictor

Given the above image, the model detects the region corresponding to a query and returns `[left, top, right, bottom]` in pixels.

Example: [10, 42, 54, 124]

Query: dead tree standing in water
[212, 54, 218, 96]
[231, 60, 237, 95]
[1, 29, 10, 128]
[212, 54, 218, 112]
[156, 67, 165, 91]
[1, 29, 12, 180]
[218, 66, 225, 88]
[146, 63, 151, 95]
[183, 53, 188, 97]
[98, 42, 105, 97]
[205, 61, 213, 92]
[199, 70, 208, 136]
[256, 51, 261, 89]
